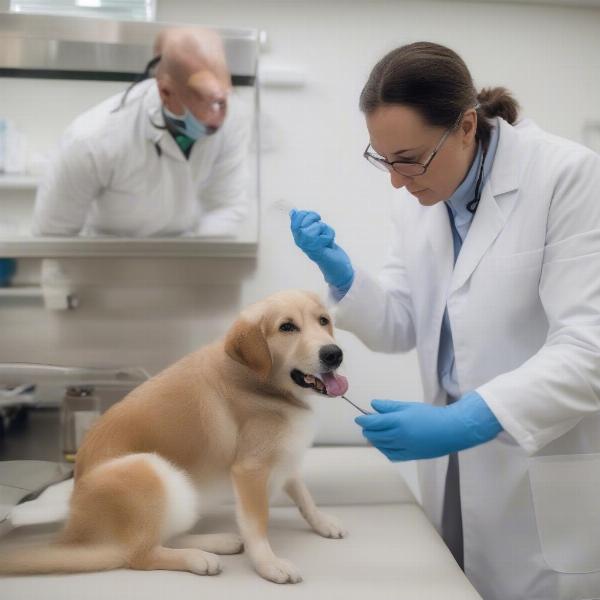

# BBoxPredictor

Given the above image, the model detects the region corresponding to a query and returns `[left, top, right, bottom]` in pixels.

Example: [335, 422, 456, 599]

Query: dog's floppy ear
[224, 318, 272, 380]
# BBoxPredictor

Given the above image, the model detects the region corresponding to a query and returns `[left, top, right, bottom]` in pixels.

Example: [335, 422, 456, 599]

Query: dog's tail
[0, 542, 126, 575]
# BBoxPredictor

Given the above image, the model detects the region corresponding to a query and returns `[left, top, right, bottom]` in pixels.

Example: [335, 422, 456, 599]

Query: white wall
[1, 0, 600, 499]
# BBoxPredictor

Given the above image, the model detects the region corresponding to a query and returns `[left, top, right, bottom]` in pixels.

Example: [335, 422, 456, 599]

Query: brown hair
[359, 42, 519, 147]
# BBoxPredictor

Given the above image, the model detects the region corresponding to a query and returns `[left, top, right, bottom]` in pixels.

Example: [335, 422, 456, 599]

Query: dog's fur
[0, 290, 347, 584]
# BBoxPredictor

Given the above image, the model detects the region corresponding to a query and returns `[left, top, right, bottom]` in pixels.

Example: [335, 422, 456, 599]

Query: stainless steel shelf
[0, 12, 259, 84]
[0, 175, 39, 190]
[0, 286, 43, 298]
[0, 237, 258, 258]
[0, 363, 149, 387]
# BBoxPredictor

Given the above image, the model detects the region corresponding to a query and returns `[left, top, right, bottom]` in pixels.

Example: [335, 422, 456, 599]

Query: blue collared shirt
[438, 122, 500, 399]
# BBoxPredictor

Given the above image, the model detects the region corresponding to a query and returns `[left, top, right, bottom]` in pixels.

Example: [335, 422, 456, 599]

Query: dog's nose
[319, 344, 343, 369]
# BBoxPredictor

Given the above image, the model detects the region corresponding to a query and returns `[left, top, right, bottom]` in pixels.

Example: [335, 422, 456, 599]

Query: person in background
[33, 27, 252, 238]
[291, 41, 600, 600]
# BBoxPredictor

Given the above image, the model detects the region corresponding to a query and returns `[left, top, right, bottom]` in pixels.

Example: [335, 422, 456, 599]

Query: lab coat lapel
[449, 184, 504, 294]
[449, 119, 521, 295]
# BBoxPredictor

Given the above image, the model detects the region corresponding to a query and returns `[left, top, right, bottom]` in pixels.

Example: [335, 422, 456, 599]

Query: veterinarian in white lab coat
[33, 27, 251, 238]
[291, 42, 600, 600]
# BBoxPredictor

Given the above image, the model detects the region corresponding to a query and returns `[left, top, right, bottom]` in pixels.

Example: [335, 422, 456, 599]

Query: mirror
[0, 13, 260, 257]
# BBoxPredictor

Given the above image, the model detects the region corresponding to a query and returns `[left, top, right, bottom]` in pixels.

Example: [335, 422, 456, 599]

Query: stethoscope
[466, 143, 488, 214]
[109, 55, 167, 158]
[113, 55, 162, 113]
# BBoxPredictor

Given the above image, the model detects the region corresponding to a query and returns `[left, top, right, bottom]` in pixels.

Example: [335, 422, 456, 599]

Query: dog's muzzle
[290, 345, 348, 397]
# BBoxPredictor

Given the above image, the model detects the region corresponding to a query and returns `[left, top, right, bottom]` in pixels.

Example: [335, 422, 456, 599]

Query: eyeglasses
[363, 113, 462, 177]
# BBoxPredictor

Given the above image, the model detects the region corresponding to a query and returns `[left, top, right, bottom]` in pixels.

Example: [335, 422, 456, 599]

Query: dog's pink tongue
[320, 372, 349, 397]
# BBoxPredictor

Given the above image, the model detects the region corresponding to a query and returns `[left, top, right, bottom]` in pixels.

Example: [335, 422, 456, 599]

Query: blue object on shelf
[0, 258, 17, 287]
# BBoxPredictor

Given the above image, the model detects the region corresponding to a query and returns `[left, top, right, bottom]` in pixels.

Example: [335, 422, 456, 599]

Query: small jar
[60, 386, 101, 462]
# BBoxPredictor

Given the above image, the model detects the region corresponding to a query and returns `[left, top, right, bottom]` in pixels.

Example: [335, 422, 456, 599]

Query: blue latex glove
[355, 392, 503, 461]
[290, 209, 354, 293]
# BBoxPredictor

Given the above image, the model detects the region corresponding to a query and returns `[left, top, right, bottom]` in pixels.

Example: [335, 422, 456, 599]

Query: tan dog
[0, 290, 349, 584]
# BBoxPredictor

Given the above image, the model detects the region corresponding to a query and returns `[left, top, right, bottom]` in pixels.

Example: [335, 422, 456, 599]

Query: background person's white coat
[32, 79, 252, 238]
[333, 117, 600, 600]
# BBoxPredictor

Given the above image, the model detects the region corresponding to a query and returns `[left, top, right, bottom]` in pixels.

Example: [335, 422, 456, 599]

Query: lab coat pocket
[529, 453, 600, 573]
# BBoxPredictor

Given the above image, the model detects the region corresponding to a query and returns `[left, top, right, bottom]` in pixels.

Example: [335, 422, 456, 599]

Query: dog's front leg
[284, 476, 347, 539]
[231, 463, 302, 584]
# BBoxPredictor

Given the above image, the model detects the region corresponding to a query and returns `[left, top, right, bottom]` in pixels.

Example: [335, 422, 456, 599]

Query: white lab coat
[32, 79, 252, 238]
[333, 117, 600, 600]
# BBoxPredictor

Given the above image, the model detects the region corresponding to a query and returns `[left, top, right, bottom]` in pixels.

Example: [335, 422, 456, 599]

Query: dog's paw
[310, 511, 347, 539]
[185, 550, 222, 575]
[256, 557, 302, 584]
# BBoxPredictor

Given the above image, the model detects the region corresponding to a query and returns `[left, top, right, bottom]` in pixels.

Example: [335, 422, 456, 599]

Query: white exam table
[0, 446, 482, 599]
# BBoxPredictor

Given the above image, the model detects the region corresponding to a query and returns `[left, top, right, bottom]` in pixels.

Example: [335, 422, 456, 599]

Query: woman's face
[365, 104, 478, 205]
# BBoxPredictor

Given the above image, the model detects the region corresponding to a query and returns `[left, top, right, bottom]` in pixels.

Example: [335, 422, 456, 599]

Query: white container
[0, 119, 6, 173]
[0, 119, 28, 174]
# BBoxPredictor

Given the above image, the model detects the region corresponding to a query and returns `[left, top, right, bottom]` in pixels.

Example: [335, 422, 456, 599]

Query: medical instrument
[466, 145, 488, 214]
[342, 394, 372, 415]
[112, 54, 162, 113]
[270, 198, 296, 215]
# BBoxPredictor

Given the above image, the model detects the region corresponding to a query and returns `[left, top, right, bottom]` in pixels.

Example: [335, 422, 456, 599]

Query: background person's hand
[290, 209, 354, 292]
[354, 392, 503, 461]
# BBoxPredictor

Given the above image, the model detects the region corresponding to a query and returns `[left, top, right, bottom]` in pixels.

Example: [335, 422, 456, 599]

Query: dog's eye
[319, 316, 330, 326]
[279, 322, 298, 333]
